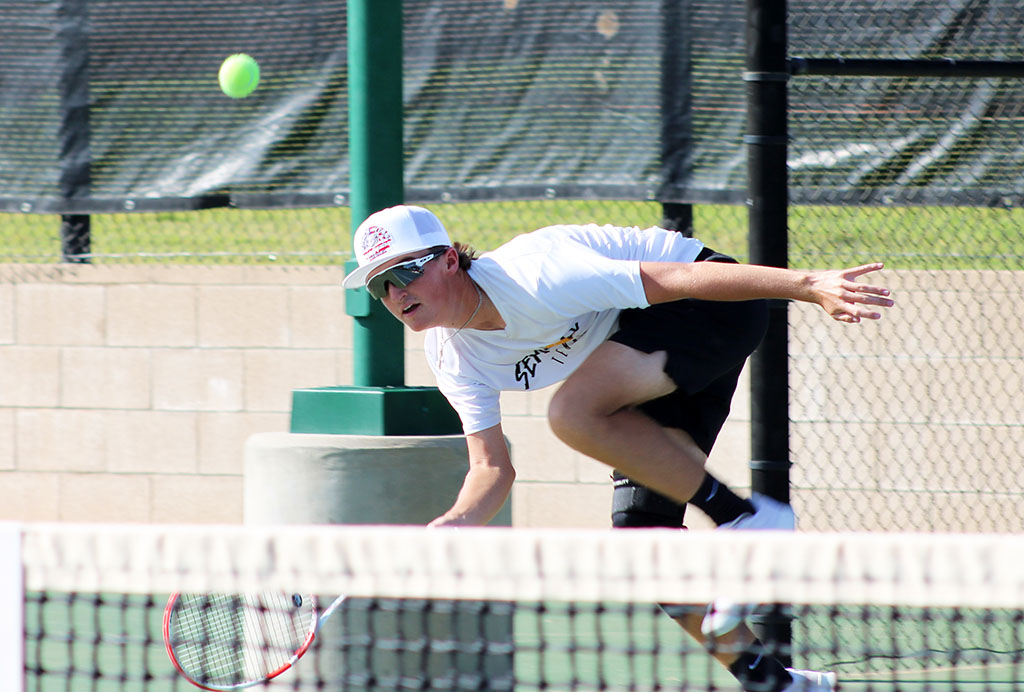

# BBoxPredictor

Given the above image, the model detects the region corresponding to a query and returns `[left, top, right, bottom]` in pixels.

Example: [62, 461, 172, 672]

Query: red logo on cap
[361, 225, 392, 261]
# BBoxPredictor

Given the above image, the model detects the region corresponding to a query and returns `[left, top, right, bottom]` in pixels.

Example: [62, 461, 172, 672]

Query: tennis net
[9, 523, 1024, 691]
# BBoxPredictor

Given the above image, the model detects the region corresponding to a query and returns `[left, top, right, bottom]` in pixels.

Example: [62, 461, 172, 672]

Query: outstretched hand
[810, 262, 894, 323]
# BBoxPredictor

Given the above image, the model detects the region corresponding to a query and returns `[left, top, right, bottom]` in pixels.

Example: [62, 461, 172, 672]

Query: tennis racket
[163, 591, 347, 691]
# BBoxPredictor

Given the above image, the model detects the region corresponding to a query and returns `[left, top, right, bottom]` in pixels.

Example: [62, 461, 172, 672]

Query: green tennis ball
[218, 54, 260, 99]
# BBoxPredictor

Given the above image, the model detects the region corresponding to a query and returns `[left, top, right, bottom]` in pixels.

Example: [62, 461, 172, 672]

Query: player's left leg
[548, 341, 709, 505]
[548, 294, 770, 525]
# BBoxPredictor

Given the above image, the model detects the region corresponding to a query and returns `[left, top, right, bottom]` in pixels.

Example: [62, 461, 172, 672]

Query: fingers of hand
[844, 282, 894, 308]
[852, 292, 894, 308]
[849, 280, 890, 294]
[846, 262, 885, 279]
[835, 291, 884, 321]
[838, 301, 882, 320]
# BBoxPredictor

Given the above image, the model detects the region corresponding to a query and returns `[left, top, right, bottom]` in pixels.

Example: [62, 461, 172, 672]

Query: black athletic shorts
[607, 246, 769, 456]
[608, 247, 768, 529]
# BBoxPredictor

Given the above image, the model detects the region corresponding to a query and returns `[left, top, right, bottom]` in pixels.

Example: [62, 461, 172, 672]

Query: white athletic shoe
[720, 493, 796, 531]
[700, 597, 756, 637]
[702, 494, 797, 637]
[782, 669, 838, 692]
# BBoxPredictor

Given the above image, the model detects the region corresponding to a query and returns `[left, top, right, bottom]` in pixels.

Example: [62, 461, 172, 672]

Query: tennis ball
[218, 53, 260, 99]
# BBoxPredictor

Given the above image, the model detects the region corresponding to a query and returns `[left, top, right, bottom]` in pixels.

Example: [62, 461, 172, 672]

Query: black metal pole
[746, 0, 790, 503]
[660, 202, 694, 236]
[745, 0, 792, 665]
[58, 0, 92, 263]
[659, 0, 694, 237]
[60, 215, 91, 262]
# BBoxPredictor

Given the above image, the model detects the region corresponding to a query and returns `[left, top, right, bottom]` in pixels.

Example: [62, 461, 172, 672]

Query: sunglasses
[366, 249, 446, 300]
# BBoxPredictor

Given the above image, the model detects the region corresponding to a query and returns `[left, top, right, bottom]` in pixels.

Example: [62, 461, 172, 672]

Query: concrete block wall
[0, 265, 339, 524]
[786, 269, 1024, 532]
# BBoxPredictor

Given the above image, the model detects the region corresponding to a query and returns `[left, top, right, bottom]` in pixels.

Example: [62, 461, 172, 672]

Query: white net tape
[18, 523, 1024, 608]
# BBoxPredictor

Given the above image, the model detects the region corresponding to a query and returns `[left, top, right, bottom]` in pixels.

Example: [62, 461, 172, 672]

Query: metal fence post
[346, 0, 405, 387]
[660, 0, 694, 237]
[57, 0, 91, 263]
[745, 0, 792, 665]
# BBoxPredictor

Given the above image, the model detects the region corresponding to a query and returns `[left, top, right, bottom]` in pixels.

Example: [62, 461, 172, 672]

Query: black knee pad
[611, 473, 686, 528]
[612, 474, 691, 618]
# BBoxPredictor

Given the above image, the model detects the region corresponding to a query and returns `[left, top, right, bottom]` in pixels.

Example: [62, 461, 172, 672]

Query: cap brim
[341, 258, 389, 290]
[342, 241, 452, 290]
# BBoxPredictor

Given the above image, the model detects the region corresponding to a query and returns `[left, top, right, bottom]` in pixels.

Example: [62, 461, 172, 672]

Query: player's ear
[443, 246, 460, 273]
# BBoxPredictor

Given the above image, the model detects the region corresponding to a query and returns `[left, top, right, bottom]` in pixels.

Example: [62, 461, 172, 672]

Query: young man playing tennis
[343, 204, 894, 692]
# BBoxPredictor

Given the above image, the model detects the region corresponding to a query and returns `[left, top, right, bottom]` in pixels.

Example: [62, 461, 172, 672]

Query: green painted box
[290, 386, 462, 436]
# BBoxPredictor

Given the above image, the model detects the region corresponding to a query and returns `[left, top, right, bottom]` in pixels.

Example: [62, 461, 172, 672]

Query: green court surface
[25, 594, 723, 691]
[25, 592, 179, 691]
[513, 602, 731, 690]
[797, 606, 1024, 692]
[24, 594, 1024, 691]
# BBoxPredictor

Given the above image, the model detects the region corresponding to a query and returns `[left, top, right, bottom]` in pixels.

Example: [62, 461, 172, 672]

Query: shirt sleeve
[527, 244, 651, 315]
[545, 223, 705, 264]
[436, 372, 502, 435]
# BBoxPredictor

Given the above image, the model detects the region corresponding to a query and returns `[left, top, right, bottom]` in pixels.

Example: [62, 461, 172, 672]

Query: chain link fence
[788, 206, 1023, 532]
[786, 2, 1024, 531]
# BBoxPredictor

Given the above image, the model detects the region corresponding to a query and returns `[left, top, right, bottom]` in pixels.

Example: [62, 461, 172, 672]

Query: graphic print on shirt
[514, 322, 588, 390]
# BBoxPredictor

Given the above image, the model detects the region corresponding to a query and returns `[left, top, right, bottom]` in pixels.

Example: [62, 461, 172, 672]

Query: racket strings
[169, 592, 316, 687]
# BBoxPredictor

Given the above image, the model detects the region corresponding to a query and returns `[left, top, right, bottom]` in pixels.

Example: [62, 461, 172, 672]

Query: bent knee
[547, 389, 578, 441]
[547, 387, 599, 444]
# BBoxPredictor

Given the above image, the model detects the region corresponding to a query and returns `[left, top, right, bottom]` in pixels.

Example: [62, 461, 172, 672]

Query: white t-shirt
[425, 223, 704, 433]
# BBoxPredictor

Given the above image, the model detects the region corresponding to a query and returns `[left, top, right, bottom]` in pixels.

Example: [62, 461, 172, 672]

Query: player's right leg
[672, 609, 837, 692]
[585, 290, 796, 640]
[611, 474, 834, 692]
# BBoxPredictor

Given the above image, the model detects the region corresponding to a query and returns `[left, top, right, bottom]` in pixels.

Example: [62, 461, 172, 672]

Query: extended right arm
[427, 423, 516, 527]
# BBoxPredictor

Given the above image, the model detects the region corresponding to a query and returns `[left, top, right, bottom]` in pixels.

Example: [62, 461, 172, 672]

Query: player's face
[376, 249, 453, 331]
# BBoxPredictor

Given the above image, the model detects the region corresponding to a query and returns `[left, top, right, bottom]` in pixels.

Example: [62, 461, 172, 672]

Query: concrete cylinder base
[243, 432, 513, 690]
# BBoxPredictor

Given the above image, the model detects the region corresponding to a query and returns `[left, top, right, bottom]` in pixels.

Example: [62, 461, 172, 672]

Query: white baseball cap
[341, 205, 452, 290]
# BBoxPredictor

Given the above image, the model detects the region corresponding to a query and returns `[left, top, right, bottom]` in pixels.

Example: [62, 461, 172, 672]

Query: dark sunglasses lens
[368, 266, 421, 299]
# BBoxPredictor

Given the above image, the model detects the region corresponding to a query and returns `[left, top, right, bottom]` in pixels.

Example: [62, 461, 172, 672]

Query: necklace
[437, 282, 483, 368]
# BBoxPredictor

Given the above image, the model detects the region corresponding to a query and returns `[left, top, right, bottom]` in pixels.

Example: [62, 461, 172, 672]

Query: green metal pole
[347, 0, 405, 387]
[298, 0, 457, 435]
